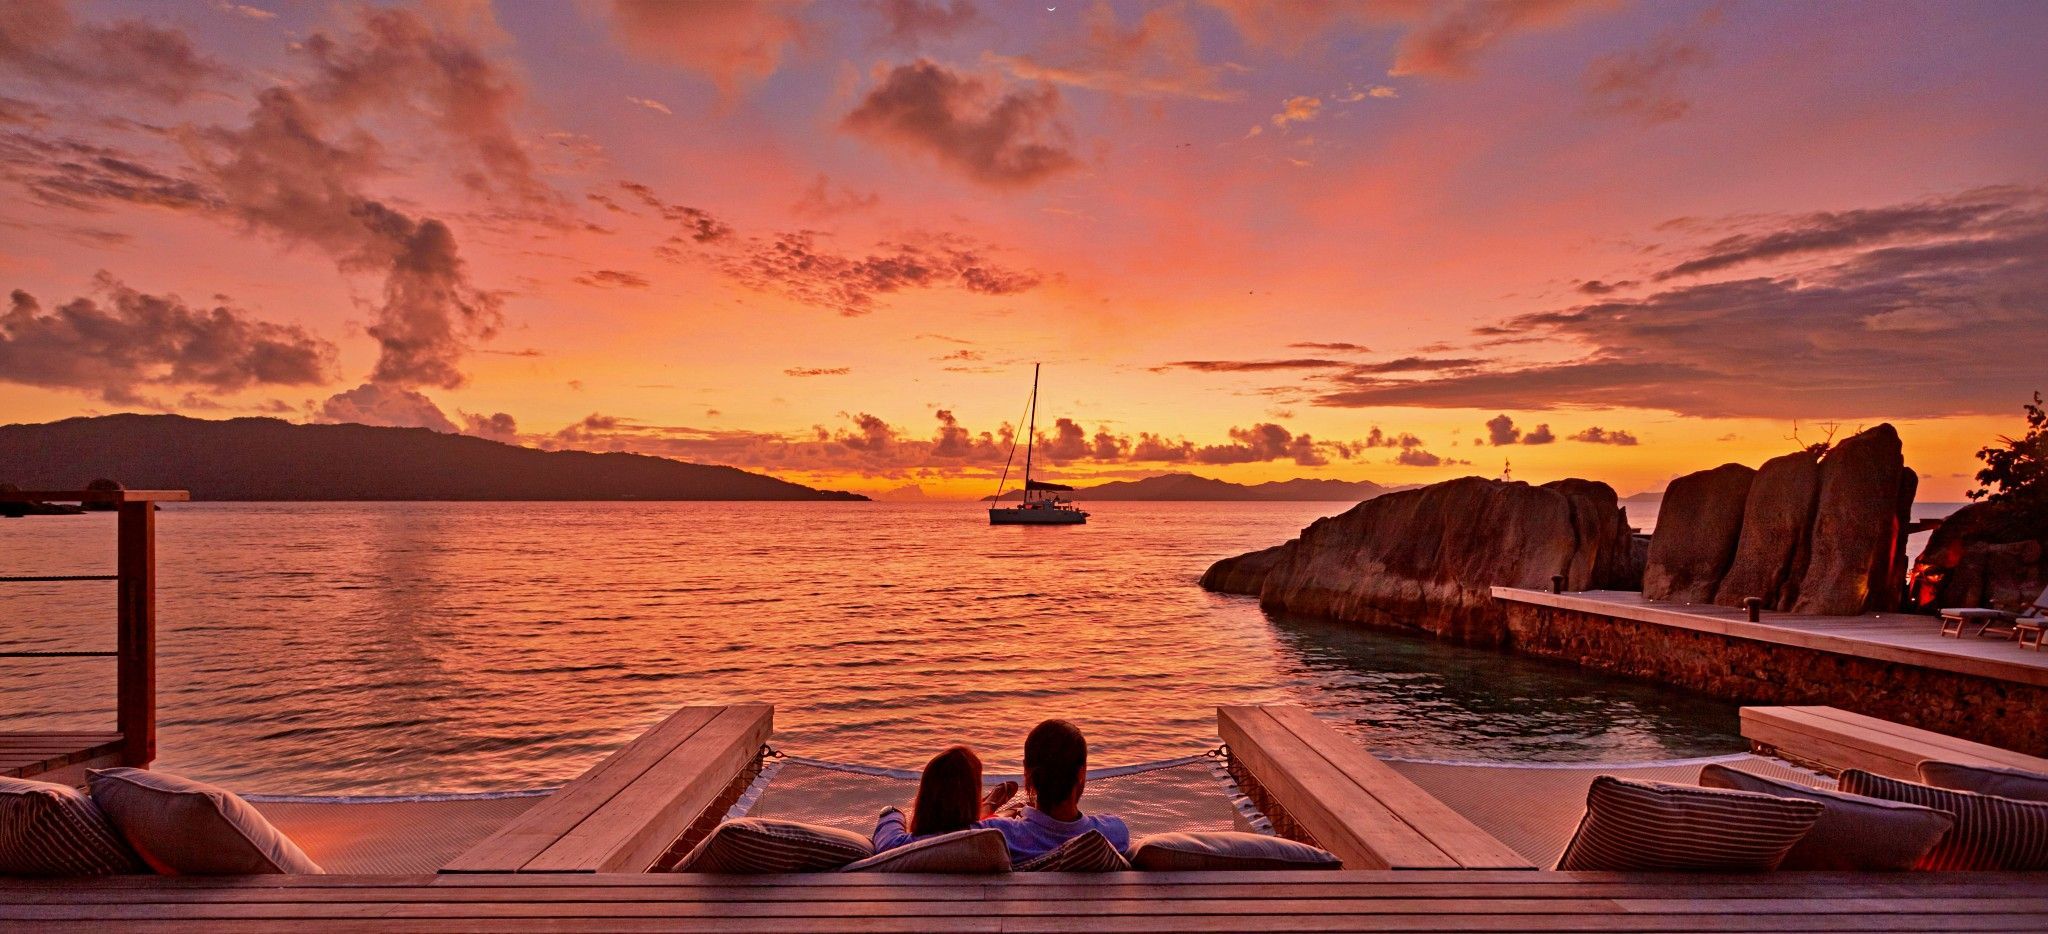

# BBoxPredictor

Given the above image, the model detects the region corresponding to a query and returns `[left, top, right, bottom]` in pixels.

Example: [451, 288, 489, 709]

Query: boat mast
[1022, 363, 1038, 502]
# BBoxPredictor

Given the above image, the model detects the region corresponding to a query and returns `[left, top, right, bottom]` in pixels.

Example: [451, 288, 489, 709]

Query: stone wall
[1500, 601, 2047, 757]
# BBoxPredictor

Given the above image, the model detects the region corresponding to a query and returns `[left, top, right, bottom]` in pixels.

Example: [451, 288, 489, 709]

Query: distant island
[0, 414, 866, 502]
[982, 472, 1413, 502]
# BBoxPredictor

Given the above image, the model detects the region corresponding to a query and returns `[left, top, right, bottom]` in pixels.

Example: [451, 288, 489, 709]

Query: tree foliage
[1971, 391, 2047, 513]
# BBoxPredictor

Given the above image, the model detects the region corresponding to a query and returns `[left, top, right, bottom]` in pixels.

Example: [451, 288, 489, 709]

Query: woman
[873, 745, 1018, 852]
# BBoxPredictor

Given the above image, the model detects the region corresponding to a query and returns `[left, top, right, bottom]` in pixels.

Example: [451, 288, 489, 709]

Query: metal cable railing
[0, 573, 117, 659]
[0, 575, 119, 658]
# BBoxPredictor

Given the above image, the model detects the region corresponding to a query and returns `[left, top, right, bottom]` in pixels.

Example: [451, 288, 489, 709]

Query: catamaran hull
[988, 508, 1088, 525]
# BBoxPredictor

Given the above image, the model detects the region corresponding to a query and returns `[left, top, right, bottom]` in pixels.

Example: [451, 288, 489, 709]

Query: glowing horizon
[1, 0, 2042, 500]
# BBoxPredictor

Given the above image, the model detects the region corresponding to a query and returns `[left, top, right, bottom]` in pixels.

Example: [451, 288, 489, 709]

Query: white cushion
[1842, 768, 2048, 871]
[841, 827, 1010, 873]
[1015, 829, 1130, 872]
[1699, 764, 1952, 871]
[1130, 830, 1341, 871]
[1919, 760, 2048, 803]
[0, 776, 140, 877]
[1554, 775, 1822, 872]
[88, 768, 320, 874]
[672, 818, 872, 873]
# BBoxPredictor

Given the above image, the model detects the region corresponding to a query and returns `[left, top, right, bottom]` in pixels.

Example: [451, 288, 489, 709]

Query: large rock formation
[1638, 424, 1916, 616]
[1712, 450, 1822, 610]
[1794, 425, 1912, 614]
[1200, 543, 1291, 594]
[1911, 499, 2048, 612]
[1643, 463, 1754, 603]
[1200, 477, 1637, 646]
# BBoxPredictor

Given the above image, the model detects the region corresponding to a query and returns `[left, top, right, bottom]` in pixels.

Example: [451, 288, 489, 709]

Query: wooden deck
[6, 871, 2046, 931]
[1493, 588, 2048, 688]
[1742, 705, 2048, 780]
[0, 731, 124, 786]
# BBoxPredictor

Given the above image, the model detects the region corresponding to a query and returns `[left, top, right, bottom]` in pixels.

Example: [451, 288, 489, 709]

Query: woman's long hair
[910, 745, 984, 837]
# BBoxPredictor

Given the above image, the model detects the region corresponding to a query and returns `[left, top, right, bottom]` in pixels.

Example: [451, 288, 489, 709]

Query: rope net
[737, 752, 1262, 839]
[242, 749, 1835, 873]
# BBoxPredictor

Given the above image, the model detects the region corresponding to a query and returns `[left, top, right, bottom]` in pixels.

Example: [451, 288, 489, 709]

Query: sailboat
[989, 364, 1089, 525]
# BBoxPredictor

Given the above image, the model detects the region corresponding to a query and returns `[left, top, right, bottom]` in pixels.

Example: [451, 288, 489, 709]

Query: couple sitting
[874, 719, 1128, 861]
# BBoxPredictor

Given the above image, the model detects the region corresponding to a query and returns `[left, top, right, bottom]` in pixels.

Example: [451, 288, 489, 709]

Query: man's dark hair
[1024, 719, 1087, 808]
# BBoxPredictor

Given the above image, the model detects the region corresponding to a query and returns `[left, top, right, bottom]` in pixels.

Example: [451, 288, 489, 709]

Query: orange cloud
[1271, 94, 1321, 128]
[843, 59, 1079, 188]
[990, 2, 1242, 101]
[606, 0, 807, 95]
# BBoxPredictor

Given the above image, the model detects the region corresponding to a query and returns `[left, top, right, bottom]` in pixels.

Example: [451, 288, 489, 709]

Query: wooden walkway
[6, 871, 2045, 931]
[1493, 588, 2048, 688]
[0, 731, 124, 785]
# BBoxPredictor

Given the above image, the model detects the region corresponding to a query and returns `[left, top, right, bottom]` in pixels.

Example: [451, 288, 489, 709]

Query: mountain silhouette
[982, 472, 1409, 502]
[0, 414, 867, 501]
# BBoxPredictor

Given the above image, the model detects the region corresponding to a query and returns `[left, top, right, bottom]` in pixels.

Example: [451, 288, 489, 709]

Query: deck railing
[0, 489, 187, 769]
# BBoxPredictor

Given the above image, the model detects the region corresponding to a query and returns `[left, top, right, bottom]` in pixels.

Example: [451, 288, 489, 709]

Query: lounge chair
[1939, 585, 2048, 639]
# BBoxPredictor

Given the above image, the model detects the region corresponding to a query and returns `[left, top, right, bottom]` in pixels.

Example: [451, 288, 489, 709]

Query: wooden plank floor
[5, 872, 2045, 932]
[1493, 588, 2048, 688]
[0, 731, 123, 783]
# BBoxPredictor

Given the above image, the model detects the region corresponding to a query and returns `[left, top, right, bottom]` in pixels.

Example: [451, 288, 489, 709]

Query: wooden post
[115, 501, 156, 768]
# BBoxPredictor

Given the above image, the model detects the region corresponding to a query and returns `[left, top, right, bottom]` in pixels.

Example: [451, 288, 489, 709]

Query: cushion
[840, 828, 1010, 873]
[1919, 761, 2048, 803]
[1130, 830, 1342, 871]
[1698, 764, 1952, 871]
[1841, 768, 2048, 870]
[671, 817, 872, 873]
[1015, 829, 1130, 872]
[1553, 775, 1823, 872]
[0, 776, 140, 877]
[87, 768, 321, 874]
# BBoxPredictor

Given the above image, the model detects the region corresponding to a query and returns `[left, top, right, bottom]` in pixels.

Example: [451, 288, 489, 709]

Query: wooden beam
[1741, 705, 2048, 779]
[6, 871, 2047, 932]
[1218, 706, 1532, 871]
[115, 500, 157, 769]
[0, 490, 190, 504]
[443, 704, 772, 873]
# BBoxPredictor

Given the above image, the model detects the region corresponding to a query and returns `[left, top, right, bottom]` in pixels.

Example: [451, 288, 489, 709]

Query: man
[980, 719, 1130, 860]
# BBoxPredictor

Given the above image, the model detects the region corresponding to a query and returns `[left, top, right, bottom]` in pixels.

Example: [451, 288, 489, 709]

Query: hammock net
[244, 750, 1829, 873]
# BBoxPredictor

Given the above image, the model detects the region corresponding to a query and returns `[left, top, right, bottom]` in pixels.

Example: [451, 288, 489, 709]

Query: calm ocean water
[0, 501, 1757, 795]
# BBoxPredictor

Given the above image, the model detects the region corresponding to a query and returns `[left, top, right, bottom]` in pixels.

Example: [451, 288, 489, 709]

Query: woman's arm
[872, 806, 912, 852]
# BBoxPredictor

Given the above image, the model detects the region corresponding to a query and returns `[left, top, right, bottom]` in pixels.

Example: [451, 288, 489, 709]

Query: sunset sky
[1, 0, 2042, 500]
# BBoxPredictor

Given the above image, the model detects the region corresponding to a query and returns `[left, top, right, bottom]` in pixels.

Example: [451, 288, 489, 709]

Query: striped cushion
[0, 777, 140, 877]
[1841, 769, 2048, 870]
[87, 768, 321, 875]
[841, 828, 1010, 873]
[1553, 775, 1823, 872]
[1016, 829, 1130, 872]
[1699, 764, 1952, 871]
[1918, 761, 2048, 803]
[1130, 831, 1341, 871]
[672, 818, 872, 873]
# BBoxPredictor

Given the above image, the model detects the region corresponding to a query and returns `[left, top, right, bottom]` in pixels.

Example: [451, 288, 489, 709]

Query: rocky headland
[1202, 423, 1925, 646]
[1200, 475, 1639, 646]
